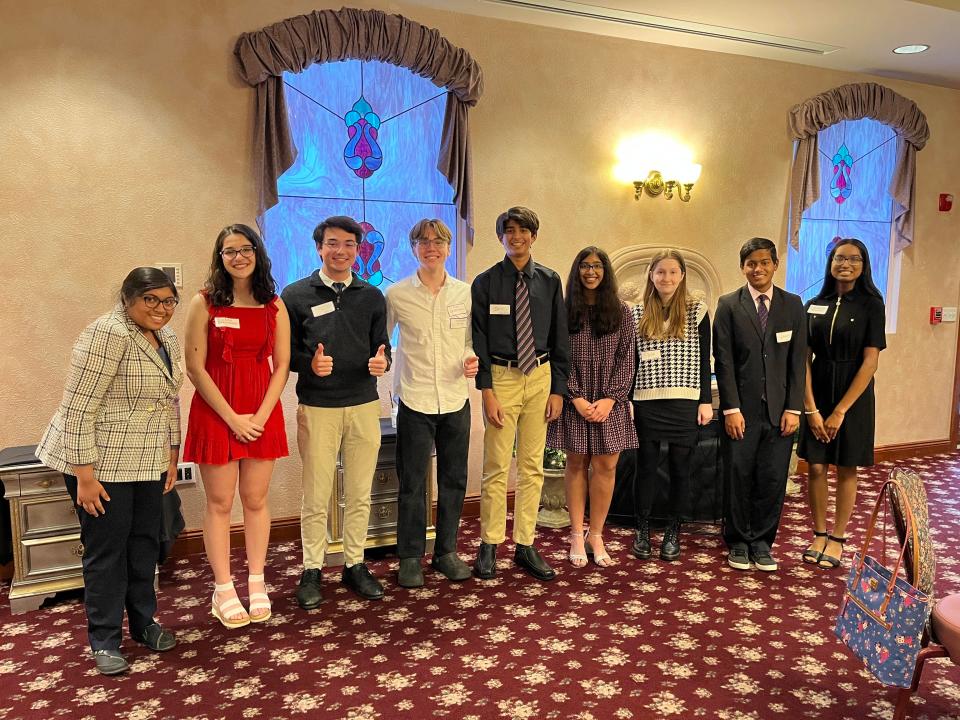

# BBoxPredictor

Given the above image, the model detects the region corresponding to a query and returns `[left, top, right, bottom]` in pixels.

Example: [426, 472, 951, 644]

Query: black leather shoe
[136, 623, 176, 652]
[431, 552, 472, 582]
[514, 544, 556, 581]
[342, 563, 384, 600]
[631, 519, 651, 560]
[397, 558, 425, 588]
[296, 568, 323, 609]
[473, 542, 498, 579]
[92, 649, 129, 676]
[660, 519, 681, 562]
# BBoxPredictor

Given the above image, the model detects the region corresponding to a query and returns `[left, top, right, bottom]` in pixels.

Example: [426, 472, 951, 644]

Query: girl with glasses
[183, 224, 290, 627]
[37, 267, 183, 675]
[547, 247, 637, 567]
[799, 238, 885, 570]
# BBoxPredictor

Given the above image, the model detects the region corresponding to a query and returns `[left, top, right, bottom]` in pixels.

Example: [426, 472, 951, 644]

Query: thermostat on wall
[155, 263, 183, 288]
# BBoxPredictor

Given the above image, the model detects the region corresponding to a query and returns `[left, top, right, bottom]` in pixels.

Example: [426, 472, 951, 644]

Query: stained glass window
[786, 118, 900, 330]
[260, 60, 460, 293]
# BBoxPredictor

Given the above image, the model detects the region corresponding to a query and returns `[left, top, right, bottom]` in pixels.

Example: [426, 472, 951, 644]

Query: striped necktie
[757, 294, 768, 333]
[515, 273, 537, 375]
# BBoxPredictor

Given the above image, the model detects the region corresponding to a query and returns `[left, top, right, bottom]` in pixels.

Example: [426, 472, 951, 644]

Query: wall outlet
[155, 263, 183, 288]
[175, 461, 198, 486]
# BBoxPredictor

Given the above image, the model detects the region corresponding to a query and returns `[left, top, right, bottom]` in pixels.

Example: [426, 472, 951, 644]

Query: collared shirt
[471, 256, 569, 396]
[747, 283, 773, 312]
[386, 272, 473, 415]
[319, 267, 353, 289]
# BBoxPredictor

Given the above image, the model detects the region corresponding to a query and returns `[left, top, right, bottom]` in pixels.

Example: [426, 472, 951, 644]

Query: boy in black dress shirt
[470, 207, 569, 581]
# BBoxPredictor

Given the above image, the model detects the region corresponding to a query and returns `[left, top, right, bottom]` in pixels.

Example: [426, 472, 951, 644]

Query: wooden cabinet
[323, 418, 435, 566]
[1, 456, 84, 613]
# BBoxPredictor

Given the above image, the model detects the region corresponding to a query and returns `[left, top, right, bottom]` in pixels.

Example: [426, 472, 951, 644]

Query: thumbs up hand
[463, 355, 479, 379]
[368, 344, 388, 377]
[312, 342, 333, 377]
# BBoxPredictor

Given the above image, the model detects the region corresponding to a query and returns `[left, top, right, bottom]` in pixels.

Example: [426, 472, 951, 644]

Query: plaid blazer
[37, 305, 183, 482]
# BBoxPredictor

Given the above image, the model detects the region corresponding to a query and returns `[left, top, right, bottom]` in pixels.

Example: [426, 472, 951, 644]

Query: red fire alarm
[931, 306, 943, 324]
[940, 193, 954, 212]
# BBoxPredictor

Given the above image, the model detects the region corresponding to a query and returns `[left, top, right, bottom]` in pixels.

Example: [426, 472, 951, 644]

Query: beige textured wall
[3, 0, 959, 531]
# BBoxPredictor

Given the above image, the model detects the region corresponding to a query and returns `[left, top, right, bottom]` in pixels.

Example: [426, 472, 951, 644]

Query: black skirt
[633, 399, 699, 445]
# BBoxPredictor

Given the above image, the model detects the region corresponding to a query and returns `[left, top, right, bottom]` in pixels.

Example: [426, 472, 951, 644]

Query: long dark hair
[816, 237, 883, 300]
[204, 224, 277, 306]
[119, 266, 178, 306]
[566, 246, 621, 336]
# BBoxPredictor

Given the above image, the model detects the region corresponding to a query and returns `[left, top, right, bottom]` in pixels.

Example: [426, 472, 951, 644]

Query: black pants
[720, 407, 793, 552]
[634, 440, 693, 523]
[64, 474, 163, 651]
[395, 400, 470, 559]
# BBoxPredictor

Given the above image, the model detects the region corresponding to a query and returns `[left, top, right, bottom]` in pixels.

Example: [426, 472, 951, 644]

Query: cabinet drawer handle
[36, 478, 54, 489]
[72, 543, 85, 558]
[376, 472, 389, 485]
[376, 506, 390, 519]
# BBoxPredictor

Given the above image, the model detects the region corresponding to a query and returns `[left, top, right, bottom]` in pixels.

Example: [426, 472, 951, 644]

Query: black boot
[631, 519, 651, 560]
[660, 519, 681, 562]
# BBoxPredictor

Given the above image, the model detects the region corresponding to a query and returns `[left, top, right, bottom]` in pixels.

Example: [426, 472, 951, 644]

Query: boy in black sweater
[282, 216, 391, 606]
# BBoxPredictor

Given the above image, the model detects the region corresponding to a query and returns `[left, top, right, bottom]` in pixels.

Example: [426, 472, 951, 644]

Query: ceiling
[407, 0, 960, 89]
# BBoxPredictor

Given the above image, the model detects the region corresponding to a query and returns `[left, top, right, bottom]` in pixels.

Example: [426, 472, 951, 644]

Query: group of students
[35, 206, 885, 675]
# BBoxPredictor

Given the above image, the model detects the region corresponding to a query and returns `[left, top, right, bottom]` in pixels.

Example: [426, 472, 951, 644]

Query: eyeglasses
[322, 240, 358, 250]
[141, 294, 179, 310]
[832, 255, 863, 266]
[415, 238, 449, 248]
[221, 246, 256, 260]
[579, 263, 604, 272]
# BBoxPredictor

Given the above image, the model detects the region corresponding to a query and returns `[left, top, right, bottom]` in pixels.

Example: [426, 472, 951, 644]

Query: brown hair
[408, 218, 453, 252]
[637, 249, 692, 340]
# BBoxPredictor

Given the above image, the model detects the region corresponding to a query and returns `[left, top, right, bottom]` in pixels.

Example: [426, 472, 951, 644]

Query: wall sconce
[614, 133, 702, 203]
[633, 164, 702, 202]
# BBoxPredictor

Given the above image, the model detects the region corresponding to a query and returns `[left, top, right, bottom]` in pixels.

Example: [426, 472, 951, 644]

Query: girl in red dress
[184, 224, 290, 628]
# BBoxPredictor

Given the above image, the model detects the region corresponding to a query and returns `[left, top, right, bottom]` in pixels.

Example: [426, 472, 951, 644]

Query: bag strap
[851, 478, 921, 613]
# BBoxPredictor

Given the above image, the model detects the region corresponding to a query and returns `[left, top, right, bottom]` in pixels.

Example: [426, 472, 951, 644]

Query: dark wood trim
[167, 492, 516, 560]
[951, 321, 960, 450]
[795, 438, 954, 474]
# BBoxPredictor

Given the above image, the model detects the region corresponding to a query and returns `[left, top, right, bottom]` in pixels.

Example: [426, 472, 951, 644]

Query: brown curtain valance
[234, 7, 484, 237]
[787, 82, 929, 252]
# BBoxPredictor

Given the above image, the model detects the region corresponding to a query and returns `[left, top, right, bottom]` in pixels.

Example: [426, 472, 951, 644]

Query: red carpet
[2, 454, 960, 719]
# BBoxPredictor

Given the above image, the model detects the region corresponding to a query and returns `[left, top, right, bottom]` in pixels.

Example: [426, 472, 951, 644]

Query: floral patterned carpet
[2, 454, 960, 720]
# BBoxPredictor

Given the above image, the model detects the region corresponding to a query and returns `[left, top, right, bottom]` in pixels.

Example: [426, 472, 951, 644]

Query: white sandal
[586, 532, 615, 567]
[211, 581, 250, 629]
[247, 573, 272, 623]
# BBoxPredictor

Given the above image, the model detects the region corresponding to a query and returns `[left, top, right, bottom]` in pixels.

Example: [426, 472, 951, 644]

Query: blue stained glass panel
[786, 219, 840, 303]
[837, 220, 891, 299]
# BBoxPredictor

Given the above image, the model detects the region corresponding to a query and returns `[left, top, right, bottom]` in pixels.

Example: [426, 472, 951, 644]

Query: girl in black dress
[799, 238, 886, 569]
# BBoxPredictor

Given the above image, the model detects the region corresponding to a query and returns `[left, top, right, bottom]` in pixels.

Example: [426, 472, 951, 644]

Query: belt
[491, 352, 550, 369]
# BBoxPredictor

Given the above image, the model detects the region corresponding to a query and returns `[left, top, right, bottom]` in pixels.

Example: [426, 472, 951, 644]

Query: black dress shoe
[473, 542, 498, 579]
[514, 544, 556, 581]
[431, 552, 472, 582]
[342, 563, 384, 600]
[398, 558, 425, 588]
[136, 623, 176, 652]
[631, 519, 651, 560]
[296, 568, 323, 609]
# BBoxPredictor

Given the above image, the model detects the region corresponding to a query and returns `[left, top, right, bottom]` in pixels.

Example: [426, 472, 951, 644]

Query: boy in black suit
[713, 237, 806, 572]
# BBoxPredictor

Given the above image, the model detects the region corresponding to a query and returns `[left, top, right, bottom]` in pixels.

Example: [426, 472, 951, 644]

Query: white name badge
[447, 302, 467, 318]
[311, 302, 336, 317]
[808, 304, 829, 315]
[776, 330, 793, 343]
[640, 349, 662, 362]
[450, 317, 468, 329]
[490, 304, 511, 316]
[213, 316, 240, 329]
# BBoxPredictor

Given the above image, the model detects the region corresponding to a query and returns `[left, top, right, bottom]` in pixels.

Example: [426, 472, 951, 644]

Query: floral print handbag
[834, 479, 930, 688]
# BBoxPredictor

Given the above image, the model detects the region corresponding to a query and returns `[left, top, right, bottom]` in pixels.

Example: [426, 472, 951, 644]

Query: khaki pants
[297, 401, 381, 567]
[480, 362, 551, 546]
